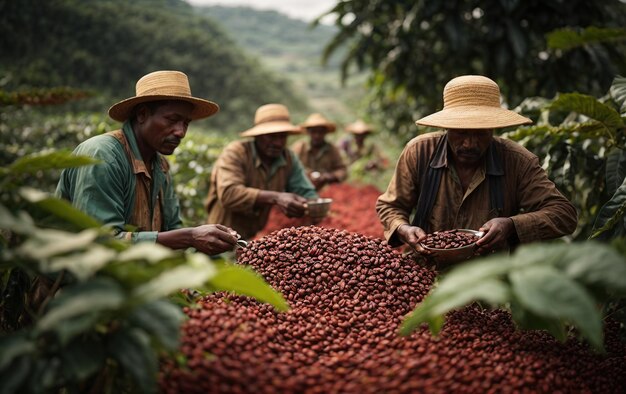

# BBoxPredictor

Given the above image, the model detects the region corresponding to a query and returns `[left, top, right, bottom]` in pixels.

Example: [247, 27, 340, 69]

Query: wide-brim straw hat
[240, 104, 303, 137]
[345, 119, 374, 135]
[108, 70, 219, 122]
[301, 113, 336, 132]
[415, 75, 532, 129]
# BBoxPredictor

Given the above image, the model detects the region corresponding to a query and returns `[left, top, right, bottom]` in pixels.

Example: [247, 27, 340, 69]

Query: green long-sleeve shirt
[55, 122, 182, 243]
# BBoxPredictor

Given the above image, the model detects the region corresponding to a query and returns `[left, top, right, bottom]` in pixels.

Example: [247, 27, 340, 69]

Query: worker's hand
[276, 193, 308, 218]
[396, 224, 432, 256]
[475, 217, 515, 255]
[191, 224, 238, 255]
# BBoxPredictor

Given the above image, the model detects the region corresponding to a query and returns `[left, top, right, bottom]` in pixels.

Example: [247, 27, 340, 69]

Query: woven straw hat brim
[240, 121, 304, 137]
[301, 121, 336, 133]
[108, 95, 219, 122]
[415, 105, 532, 129]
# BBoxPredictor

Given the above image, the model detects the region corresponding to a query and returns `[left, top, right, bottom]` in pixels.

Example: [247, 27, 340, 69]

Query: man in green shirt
[205, 103, 318, 239]
[56, 70, 238, 255]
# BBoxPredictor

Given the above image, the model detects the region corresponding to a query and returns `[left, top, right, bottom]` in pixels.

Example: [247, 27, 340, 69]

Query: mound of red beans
[159, 226, 626, 393]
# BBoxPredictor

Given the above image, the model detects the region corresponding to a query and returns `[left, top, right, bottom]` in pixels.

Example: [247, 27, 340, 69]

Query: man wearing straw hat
[291, 113, 347, 190]
[339, 119, 388, 171]
[56, 70, 239, 255]
[204, 103, 318, 239]
[376, 75, 577, 258]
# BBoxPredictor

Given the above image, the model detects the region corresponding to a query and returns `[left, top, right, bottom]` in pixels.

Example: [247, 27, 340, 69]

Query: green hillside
[0, 0, 307, 132]
[196, 5, 367, 125]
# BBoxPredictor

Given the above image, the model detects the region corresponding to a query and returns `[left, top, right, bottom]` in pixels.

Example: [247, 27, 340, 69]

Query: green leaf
[0, 333, 36, 370]
[48, 245, 117, 281]
[128, 300, 185, 351]
[6, 151, 100, 175]
[547, 27, 626, 52]
[591, 176, 626, 239]
[132, 253, 216, 302]
[549, 93, 624, 131]
[0, 205, 36, 234]
[53, 312, 103, 346]
[37, 277, 125, 332]
[208, 264, 289, 312]
[510, 300, 567, 342]
[555, 242, 626, 296]
[60, 337, 105, 382]
[510, 266, 604, 351]
[400, 277, 510, 336]
[18, 228, 100, 259]
[610, 75, 626, 115]
[117, 242, 176, 264]
[605, 148, 626, 197]
[19, 188, 102, 229]
[108, 327, 158, 394]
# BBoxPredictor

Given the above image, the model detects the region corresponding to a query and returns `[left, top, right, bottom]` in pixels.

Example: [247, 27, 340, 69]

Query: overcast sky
[185, 0, 338, 22]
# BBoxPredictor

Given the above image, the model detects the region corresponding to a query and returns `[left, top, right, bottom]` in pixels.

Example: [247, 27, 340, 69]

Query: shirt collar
[122, 121, 167, 177]
[430, 133, 504, 176]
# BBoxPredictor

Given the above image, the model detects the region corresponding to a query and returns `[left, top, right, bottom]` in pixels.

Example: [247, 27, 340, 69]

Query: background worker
[205, 103, 318, 239]
[291, 112, 347, 190]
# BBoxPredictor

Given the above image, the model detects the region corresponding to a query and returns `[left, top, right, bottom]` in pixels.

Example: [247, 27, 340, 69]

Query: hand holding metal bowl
[305, 198, 333, 219]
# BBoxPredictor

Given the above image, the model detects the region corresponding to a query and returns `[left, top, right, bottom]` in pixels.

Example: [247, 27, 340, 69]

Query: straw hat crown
[301, 113, 336, 132]
[240, 104, 303, 137]
[108, 70, 219, 122]
[415, 75, 532, 129]
[345, 119, 373, 135]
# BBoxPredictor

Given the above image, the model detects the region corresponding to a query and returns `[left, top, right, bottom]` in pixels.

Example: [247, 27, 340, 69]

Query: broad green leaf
[117, 242, 175, 264]
[547, 27, 626, 52]
[591, 176, 626, 239]
[18, 228, 100, 259]
[556, 242, 626, 295]
[605, 148, 626, 197]
[37, 277, 125, 332]
[510, 301, 567, 342]
[549, 93, 624, 131]
[60, 337, 105, 381]
[0, 205, 35, 234]
[609, 75, 626, 115]
[48, 245, 117, 281]
[510, 266, 604, 351]
[53, 312, 102, 346]
[0, 333, 36, 370]
[128, 300, 185, 351]
[19, 188, 102, 229]
[400, 278, 509, 336]
[7, 151, 99, 175]
[108, 327, 158, 394]
[208, 264, 289, 312]
[132, 254, 216, 302]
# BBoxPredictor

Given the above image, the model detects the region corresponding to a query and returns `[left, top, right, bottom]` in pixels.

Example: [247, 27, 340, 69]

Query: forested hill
[0, 0, 306, 132]
[196, 5, 365, 125]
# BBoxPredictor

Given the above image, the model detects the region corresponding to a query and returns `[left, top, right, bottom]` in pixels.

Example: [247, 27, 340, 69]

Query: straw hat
[345, 119, 374, 135]
[415, 75, 532, 129]
[108, 70, 219, 122]
[300, 113, 336, 132]
[240, 104, 303, 137]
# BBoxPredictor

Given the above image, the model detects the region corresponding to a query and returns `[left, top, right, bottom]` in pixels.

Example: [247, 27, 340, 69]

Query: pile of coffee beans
[257, 183, 384, 239]
[159, 226, 626, 393]
[421, 229, 479, 249]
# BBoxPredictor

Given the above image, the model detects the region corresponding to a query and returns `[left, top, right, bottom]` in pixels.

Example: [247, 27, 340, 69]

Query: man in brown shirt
[205, 104, 318, 239]
[291, 113, 347, 190]
[376, 75, 577, 257]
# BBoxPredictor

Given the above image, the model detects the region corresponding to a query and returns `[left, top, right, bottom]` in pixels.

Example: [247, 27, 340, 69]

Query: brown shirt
[205, 140, 317, 239]
[291, 139, 347, 182]
[376, 131, 577, 247]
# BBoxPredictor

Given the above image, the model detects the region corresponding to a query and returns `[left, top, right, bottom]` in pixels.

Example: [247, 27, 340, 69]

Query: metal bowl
[419, 229, 483, 267]
[305, 198, 333, 218]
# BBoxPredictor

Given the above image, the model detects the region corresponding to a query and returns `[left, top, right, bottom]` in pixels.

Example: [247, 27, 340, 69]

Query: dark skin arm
[255, 190, 308, 217]
[157, 224, 238, 255]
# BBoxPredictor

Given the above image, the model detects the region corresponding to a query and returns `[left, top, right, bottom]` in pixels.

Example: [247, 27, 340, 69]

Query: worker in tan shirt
[338, 119, 388, 171]
[376, 75, 577, 257]
[291, 113, 347, 190]
[205, 104, 318, 239]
